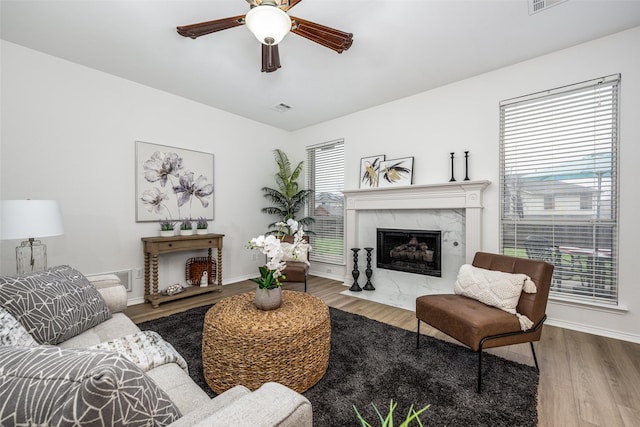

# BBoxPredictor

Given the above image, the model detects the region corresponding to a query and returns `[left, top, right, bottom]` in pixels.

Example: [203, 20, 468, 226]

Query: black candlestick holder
[363, 247, 375, 290]
[449, 152, 456, 182]
[349, 248, 362, 292]
[464, 151, 470, 181]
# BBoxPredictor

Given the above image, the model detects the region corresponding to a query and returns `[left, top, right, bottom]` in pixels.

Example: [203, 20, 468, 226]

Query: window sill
[549, 295, 628, 314]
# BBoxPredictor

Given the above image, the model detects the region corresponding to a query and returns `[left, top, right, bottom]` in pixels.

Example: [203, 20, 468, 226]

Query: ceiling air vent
[271, 102, 292, 113]
[528, 0, 567, 15]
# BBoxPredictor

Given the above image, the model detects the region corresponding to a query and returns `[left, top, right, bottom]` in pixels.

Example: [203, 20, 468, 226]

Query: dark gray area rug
[139, 304, 538, 426]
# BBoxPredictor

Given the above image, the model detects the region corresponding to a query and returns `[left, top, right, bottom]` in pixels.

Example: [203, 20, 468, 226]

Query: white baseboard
[309, 270, 346, 282]
[127, 296, 145, 306]
[545, 317, 640, 344]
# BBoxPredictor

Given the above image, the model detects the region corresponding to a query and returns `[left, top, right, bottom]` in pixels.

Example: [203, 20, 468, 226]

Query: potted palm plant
[261, 149, 314, 235]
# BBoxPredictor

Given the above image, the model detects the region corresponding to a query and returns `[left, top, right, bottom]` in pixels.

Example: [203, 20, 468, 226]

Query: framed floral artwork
[360, 155, 385, 188]
[135, 141, 214, 222]
[378, 157, 414, 188]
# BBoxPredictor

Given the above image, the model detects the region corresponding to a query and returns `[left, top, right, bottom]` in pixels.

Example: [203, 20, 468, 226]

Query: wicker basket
[185, 257, 216, 285]
[202, 291, 331, 394]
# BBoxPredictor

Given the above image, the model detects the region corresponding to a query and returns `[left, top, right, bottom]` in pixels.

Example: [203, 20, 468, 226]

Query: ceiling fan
[177, 0, 353, 73]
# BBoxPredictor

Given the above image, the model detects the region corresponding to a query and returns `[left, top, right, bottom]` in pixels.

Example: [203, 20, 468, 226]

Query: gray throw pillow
[0, 346, 182, 426]
[0, 306, 38, 348]
[0, 265, 112, 344]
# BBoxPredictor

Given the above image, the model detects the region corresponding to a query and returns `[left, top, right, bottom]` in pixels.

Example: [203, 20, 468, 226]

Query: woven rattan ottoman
[202, 290, 331, 394]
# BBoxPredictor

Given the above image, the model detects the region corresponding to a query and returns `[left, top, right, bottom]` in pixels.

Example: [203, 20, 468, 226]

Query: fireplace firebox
[376, 228, 442, 277]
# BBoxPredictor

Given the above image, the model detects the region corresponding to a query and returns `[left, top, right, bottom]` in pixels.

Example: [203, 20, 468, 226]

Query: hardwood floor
[124, 276, 640, 427]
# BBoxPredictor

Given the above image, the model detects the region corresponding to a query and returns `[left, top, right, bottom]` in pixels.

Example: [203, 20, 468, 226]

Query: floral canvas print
[360, 155, 385, 188]
[136, 141, 214, 222]
[378, 157, 414, 188]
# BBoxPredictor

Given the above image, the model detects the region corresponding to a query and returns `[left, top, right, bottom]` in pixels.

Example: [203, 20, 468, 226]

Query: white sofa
[0, 266, 312, 427]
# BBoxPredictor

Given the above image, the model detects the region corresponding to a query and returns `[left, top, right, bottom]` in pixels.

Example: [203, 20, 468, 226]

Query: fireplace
[376, 228, 442, 277]
[342, 181, 489, 311]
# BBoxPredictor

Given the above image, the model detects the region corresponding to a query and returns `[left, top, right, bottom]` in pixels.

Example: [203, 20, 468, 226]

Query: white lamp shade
[0, 200, 64, 240]
[245, 5, 291, 45]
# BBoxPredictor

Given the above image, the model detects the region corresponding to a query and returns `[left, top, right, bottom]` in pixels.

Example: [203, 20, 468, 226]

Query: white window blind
[499, 74, 619, 304]
[306, 139, 345, 265]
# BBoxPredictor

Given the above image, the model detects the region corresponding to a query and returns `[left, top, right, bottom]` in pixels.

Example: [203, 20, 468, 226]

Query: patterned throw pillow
[0, 306, 38, 348]
[0, 346, 181, 426]
[0, 265, 112, 344]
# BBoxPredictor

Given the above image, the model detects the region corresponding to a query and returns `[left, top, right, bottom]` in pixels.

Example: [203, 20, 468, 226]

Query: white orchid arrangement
[247, 219, 306, 289]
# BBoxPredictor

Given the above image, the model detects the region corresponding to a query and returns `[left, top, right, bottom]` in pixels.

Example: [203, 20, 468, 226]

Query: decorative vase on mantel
[254, 286, 282, 311]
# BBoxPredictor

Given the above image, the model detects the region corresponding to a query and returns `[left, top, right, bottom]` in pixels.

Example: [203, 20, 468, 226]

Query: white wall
[293, 26, 640, 343]
[0, 41, 295, 304]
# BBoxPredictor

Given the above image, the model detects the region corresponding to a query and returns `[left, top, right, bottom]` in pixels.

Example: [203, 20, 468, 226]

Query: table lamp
[0, 200, 64, 274]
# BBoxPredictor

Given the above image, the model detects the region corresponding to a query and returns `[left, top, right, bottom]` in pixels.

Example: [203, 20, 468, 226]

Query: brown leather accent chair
[279, 235, 310, 292]
[415, 252, 554, 392]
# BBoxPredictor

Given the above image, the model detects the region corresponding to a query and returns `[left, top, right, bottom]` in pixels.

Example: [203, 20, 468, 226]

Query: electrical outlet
[326, 268, 332, 273]
[134, 268, 144, 279]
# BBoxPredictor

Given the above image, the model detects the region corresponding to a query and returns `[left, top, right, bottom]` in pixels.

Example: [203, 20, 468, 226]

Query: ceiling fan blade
[290, 17, 353, 53]
[281, 0, 302, 11]
[177, 15, 245, 39]
[262, 44, 282, 73]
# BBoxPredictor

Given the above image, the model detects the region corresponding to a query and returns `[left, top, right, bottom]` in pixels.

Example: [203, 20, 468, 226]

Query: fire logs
[389, 237, 434, 263]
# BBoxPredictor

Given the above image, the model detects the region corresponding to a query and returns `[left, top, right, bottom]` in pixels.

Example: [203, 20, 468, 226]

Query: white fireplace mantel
[343, 180, 490, 284]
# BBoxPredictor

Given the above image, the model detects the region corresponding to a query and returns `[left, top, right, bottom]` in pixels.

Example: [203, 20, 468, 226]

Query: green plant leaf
[353, 400, 430, 427]
[353, 405, 373, 427]
[261, 149, 313, 235]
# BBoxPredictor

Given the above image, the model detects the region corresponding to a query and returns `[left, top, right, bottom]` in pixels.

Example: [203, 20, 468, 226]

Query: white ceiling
[2, 1, 640, 131]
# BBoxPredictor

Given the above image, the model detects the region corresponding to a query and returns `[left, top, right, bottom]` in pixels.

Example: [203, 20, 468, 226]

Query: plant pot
[159, 230, 175, 237]
[179, 229, 194, 236]
[196, 228, 209, 235]
[254, 286, 282, 311]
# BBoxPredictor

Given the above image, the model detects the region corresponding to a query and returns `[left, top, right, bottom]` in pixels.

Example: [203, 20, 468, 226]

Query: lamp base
[16, 239, 47, 275]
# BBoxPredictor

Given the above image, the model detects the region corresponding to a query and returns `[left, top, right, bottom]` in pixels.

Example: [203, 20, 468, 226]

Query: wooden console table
[141, 233, 224, 308]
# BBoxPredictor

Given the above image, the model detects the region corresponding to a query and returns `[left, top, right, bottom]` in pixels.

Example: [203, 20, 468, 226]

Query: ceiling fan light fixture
[245, 4, 291, 45]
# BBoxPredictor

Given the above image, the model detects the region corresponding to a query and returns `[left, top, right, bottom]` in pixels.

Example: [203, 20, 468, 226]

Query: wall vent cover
[528, 0, 567, 15]
[86, 269, 132, 292]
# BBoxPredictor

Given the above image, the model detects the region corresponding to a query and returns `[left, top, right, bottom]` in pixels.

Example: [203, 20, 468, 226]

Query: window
[306, 139, 345, 265]
[500, 74, 619, 304]
[580, 193, 593, 210]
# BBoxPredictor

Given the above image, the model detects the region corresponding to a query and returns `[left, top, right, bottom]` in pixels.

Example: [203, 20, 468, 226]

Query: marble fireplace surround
[342, 180, 490, 311]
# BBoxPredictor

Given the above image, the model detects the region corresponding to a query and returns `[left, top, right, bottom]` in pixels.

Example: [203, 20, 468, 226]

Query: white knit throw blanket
[454, 264, 537, 331]
[90, 330, 188, 373]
